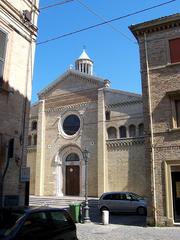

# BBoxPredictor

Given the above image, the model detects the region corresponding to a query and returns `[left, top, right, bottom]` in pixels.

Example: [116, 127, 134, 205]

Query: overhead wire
[76, 0, 136, 44]
[39, 0, 74, 11]
[37, 0, 177, 45]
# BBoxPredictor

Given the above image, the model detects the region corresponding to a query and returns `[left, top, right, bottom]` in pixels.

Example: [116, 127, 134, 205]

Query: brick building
[0, 0, 39, 206]
[130, 14, 180, 225]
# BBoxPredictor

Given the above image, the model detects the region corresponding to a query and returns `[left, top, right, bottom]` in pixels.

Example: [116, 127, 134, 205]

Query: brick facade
[130, 13, 180, 226]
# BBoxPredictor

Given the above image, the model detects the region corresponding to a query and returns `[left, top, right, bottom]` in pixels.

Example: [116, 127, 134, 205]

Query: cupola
[75, 49, 93, 75]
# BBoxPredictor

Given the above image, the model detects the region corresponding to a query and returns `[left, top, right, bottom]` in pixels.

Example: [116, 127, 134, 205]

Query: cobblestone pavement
[76, 223, 180, 240]
[76, 205, 180, 240]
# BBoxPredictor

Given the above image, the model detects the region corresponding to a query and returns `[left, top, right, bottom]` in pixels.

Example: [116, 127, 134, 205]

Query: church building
[27, 50, 147, 198]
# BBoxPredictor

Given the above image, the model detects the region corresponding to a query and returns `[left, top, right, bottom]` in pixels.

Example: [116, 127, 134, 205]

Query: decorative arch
[54, 144, 85, 197]
[107, 127, 117, 139]
[31, 121, 37, 131]
[119, 126, 127, 138]
[129, 124, 136, 137]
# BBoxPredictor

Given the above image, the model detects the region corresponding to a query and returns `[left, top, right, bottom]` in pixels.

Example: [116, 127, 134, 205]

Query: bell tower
[75, 49, 93, 75]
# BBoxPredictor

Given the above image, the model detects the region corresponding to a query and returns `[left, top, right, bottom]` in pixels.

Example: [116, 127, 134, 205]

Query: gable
[38, 70, 104, 99]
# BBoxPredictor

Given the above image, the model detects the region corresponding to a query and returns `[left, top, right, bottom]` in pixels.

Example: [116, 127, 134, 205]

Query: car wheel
[137, 207, 147, 216]
[100, 206, 109, 213]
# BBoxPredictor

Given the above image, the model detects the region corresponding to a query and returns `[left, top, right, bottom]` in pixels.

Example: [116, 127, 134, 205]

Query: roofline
[104, 88, 142, 98]
[38, 69, 105, 97]
[129, 13, 180, 39]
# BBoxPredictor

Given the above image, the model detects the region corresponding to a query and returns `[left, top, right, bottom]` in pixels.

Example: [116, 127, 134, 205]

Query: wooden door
[172, 172, 180, 222]
[66, 166, 80, 196]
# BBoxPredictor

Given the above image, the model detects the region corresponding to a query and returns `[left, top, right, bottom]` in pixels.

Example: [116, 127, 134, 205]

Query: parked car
[0, 206, 78, 240]
[98, 192, 147, 215]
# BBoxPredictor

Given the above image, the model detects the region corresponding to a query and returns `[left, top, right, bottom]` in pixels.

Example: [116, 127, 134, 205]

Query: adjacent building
[0, 0, 39, 206]
[27, 50, 148, 200]
[130, 13, 180, 225]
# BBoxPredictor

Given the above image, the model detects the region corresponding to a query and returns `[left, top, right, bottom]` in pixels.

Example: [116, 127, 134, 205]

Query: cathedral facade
[27, 50, 147, 198]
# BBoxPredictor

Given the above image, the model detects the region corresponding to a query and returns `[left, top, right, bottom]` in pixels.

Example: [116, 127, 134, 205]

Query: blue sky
[32, 0, 179, 103]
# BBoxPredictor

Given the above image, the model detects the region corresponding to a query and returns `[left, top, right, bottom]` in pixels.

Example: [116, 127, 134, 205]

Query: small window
[138, 123, 144, 137]
[175, 100, 180, 127]
[31, 121, 37, 131]
[107, 127, 117, 139]
[66, 153, 79, 161]
[119, 126, 126, 138]
[105, 111, 110, 121]
[129, 124, 136, 137]
[0, 29, 8, 87]
[169, 38, 180, 63]
[168, 94, 180, 129]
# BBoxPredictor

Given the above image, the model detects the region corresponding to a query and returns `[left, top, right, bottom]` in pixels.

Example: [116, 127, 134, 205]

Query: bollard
[102, 210, 109, 225]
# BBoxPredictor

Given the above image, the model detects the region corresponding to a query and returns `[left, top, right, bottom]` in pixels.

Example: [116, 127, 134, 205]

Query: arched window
[28, 135, 31, 146]
[119, 126, 127, 138]
[138, 123, 144, 136]
[107, 127, 117, 139]
[34, 134, 37, 145]
[31, 121, 37, 131]
[129, 124, 136, 137]
[66, 153, 79, 161]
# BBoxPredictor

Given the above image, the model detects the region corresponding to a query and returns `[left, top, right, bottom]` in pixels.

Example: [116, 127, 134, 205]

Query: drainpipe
[144, 33, 157, 226]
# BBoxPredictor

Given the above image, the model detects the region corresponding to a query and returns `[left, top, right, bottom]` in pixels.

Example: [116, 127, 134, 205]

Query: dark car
[0, 206, 78, 240]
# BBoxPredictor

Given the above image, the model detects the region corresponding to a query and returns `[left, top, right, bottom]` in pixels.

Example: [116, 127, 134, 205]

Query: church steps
[29, 195, 98, 208]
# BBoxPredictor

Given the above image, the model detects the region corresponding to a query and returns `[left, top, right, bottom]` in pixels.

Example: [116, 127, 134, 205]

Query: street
[76, 205, 180, 240]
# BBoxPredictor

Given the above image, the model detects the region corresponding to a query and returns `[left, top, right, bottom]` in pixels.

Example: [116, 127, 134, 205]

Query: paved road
[77, 223, 180, 240]
[76, 205, 180, 240]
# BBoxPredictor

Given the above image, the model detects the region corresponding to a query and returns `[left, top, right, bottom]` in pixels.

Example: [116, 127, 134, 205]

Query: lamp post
[82, 149, 90, 223]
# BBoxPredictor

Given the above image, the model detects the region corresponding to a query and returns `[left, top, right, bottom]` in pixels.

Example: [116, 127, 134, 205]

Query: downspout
[144, 33, 157, 225]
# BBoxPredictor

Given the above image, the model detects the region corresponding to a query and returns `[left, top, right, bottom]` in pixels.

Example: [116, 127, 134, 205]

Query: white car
[98, 192, 147, 215]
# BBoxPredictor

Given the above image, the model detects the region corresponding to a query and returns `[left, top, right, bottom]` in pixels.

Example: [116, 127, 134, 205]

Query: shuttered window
[0, 29, 7, 87]
[169, 38, 180, 63]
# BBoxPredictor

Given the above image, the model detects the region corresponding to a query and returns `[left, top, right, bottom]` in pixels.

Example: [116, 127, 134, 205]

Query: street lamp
[82, 149, 90, 223]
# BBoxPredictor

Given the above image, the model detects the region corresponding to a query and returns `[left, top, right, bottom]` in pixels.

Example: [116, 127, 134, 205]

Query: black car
[0, 206, 78, 240]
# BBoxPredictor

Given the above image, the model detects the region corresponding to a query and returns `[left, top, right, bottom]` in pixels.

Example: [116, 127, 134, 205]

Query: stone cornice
[45, 100, 97, 113]
[129, 13, 180, 39]
[107, 137, 144, 151]
[106, 100, 142, 109]
[1, 0, 39, 36]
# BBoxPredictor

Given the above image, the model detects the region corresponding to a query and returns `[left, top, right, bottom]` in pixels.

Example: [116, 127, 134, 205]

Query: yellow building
[0, 0, 39, 206]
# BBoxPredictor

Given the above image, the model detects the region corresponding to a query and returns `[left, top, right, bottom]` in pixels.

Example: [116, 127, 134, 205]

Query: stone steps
[29, 195, 98, 208]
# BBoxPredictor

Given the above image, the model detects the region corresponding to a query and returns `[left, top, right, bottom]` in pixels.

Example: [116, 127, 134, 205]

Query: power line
[40, 0, 74, 11]
[76, 0, 136, 44]
[37, 0, 177, 45]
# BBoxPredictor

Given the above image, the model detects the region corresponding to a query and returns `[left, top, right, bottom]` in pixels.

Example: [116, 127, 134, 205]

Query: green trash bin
[69, 202, 80, 223]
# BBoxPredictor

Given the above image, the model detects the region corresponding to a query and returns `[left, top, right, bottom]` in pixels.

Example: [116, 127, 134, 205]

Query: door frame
[164, 161, 180, 225]
[56, 144, 85, 197]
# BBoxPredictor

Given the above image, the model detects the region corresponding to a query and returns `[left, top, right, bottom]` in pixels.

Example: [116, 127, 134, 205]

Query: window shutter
[169, 38, 180, 63]
[0, 29, 7, 85]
